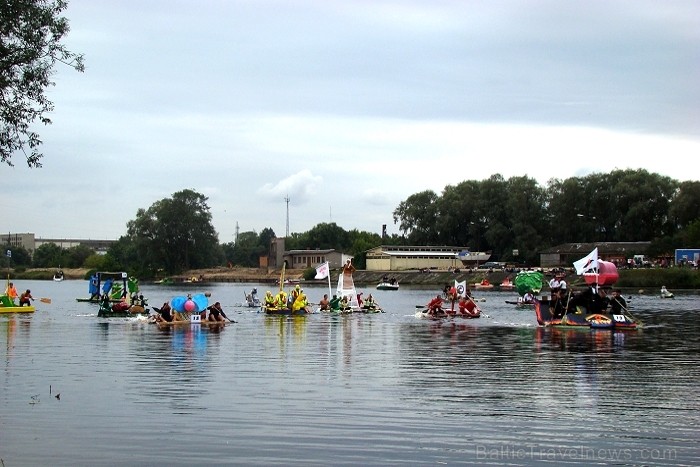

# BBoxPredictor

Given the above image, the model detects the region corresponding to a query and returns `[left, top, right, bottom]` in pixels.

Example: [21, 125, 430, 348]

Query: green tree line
[393, 169, 700, 264]
[5, 170, 700, 276]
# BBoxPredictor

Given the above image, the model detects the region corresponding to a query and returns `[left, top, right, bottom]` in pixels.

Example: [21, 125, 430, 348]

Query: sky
[4, 0, 700, 243]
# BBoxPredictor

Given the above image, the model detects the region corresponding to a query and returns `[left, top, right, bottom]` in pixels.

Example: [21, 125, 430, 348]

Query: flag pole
[327, 263, 332, 299]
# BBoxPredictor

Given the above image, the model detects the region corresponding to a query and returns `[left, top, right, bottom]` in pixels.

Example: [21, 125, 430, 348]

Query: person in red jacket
[427, 295, 444, 316]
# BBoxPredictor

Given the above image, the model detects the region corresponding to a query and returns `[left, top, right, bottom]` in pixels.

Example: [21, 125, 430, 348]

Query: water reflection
[121, 323, 224, 414]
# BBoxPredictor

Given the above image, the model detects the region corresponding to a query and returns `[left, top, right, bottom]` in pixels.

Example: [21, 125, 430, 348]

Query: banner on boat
[314, 261, 330, 280]
[573, 247, 599, 275]
[454, 280, 467, 297]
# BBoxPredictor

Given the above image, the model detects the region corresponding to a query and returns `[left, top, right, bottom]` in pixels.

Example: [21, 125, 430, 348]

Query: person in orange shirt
[5, 282, 19, 304]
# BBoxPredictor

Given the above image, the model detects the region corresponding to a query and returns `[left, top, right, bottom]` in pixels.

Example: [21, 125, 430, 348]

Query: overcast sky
[5, 0, 699, 243]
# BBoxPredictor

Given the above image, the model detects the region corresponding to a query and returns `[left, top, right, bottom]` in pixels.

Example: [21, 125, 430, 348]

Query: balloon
[184, 299, 195, 312]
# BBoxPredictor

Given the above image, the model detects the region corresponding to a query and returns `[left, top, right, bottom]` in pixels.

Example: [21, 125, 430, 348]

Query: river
[1, 280, 698, 466]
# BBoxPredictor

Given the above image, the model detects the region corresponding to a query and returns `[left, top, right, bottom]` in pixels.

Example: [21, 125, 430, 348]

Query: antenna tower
[285, 195, 290, 237]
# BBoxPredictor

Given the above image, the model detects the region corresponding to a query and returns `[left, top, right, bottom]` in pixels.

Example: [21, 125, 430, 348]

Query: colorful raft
[534, 299, 638, 329]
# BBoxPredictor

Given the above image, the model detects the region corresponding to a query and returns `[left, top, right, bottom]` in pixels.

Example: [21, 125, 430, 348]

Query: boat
[376, 280, 399, 291]
[660, 287, 674, 299]
[76, 271, 139, 303]
[53, 268, 64, 282]
[498, 277, 515, 290]
[415, 305, 481, 320]
[1, 279, 36, 313]
[534, 248, 639, 330]
[472, 279, 494, 290]
[0, 304, 35, 313]
[455, 249, 492, 267]
[97, 302, 149, 318]
[534, 299, 637, 329]
[262, 266, 313, 315]
[244, 288, 261, 307]
[335, 259, 361, 311]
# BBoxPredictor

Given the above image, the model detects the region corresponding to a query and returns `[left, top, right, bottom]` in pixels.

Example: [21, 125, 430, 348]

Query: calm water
[1, 280, 698, 466]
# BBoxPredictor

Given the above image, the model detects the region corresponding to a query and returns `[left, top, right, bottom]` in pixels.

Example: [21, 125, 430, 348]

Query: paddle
[40, 298, 51, 304]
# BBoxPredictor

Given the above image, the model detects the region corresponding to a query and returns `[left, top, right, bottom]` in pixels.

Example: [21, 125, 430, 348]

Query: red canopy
[584, 260, 619, 286]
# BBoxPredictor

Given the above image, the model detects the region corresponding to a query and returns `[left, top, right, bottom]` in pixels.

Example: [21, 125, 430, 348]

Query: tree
[2, 244, 31, 267]
[669, 181, 700, 230]
[32, 242, 65, 267]
[65, 244, 94, 268]
[1, 0, 84, 167]
[126, 189, 221, 274]
[392, 190, 440, 244]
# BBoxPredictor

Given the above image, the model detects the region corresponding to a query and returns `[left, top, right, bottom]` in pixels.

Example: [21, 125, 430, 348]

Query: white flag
[454, 280, 467, 297]
[573, 248, 598, 275]
[314, 261, 330, 280]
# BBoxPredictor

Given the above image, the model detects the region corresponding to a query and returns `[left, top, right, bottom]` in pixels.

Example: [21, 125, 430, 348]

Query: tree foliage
[392, 169, 693, 263]
[1, 0, 84, 167]
[2, 244, 32, 267]
[31, 242, 65, 267]
[125, 189, 221, 275]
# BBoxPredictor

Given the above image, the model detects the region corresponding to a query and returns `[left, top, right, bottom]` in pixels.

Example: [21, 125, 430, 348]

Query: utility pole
[284, 195, 290, 238]
[235, 221, 239, 244]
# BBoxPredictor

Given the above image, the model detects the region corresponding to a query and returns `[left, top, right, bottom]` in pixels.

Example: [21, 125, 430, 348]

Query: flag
[573, 247, 598, 275]
[454, 280, 467, 297]
[314, 261, 330, 280]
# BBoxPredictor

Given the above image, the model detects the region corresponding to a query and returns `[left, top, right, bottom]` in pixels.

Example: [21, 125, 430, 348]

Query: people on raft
[318, 294, 330, 311]
[5, 282, 19, 305]
[339, 295, 351, 310]
[427, 294, 444, 316]
[99, 293, 111, 312]
[609, 289, 628, 314]
[569, 286, 610, 314]
[457, 296, 480, 317]
[520, 291, 535, 304]
[264, 291, 276, 308]
[329, 294, 341, 310]
[550, 289, 568, 319]
[291, 289, 310, 312]
[19, 289, 34, 307]
[154, 301, 174, 323]
[274, 290, 288, 309]
[205, 302, 229, 322]
[363, 293, 379, 310]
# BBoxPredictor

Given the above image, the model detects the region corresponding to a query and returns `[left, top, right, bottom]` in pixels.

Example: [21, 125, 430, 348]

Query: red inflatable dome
[584, 260, 619, 286]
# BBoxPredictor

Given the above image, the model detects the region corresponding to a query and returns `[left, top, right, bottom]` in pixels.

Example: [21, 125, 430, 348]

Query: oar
[40, 298, 51, 304]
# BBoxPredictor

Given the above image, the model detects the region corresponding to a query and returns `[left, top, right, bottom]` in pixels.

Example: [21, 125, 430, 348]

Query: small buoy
[204, 292, 211, 297]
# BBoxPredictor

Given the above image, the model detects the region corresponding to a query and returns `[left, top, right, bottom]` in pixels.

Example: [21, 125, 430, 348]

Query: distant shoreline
[8, 266, 700, 290]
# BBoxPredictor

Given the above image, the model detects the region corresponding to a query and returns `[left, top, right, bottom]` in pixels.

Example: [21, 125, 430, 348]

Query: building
[284, 249, 349, 270]
[539, 242, 652, 268]
[365, 245, 466, 271]
[1, 233, 35, 253]
[267, 237, 350, 270]
[1, 232, 116, 256]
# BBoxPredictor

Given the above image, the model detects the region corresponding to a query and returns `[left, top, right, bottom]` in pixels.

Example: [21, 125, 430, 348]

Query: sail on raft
[534, 248, 639, 330]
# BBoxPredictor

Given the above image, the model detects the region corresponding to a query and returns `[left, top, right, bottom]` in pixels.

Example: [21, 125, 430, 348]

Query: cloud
[258, 169, 323, 205]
